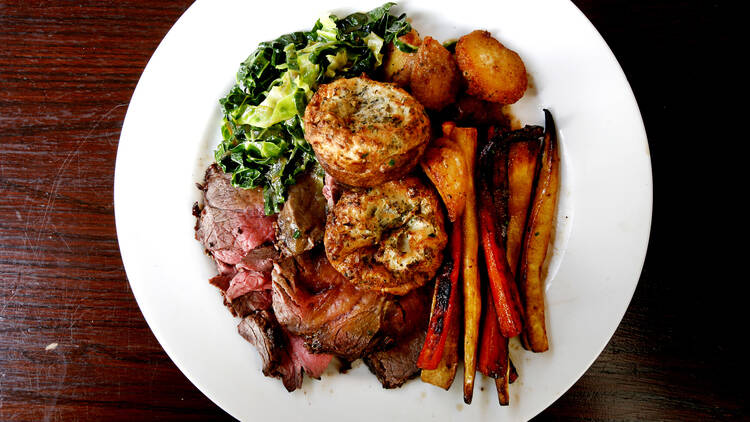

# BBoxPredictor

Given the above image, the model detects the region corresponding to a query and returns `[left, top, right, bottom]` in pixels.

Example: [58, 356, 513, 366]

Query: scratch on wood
[33, 102, 128, 256]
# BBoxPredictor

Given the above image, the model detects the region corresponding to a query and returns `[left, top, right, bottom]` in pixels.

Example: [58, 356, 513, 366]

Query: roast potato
[304, 77, 431, 187]
[382, 29, 422, 87]
[455, 30, 528, 104]
[410, 36, 461, 110]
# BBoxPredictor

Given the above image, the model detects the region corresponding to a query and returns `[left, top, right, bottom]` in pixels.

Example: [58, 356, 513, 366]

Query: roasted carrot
[449, 124, 481, 404]
[418, 221, 462, 370]
[518, 109, 560, 352]
[421, 295, 460, 389]
[479, 208, 523, 337]
[478, 287, 504, 377]
[478, 287, 511, 405]
[477, 295, 509, 405]
[478, 138, 524, 338]
[476, 128, 513, 405]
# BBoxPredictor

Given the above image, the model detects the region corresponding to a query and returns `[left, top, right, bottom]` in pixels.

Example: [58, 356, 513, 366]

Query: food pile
[193, 3, 560, 405]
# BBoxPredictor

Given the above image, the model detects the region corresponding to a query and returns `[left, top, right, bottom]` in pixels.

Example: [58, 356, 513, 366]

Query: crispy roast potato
[304, 77, 431, 187]
[382, 29, 422, 87]
[455, 30, 528, 104]
[410, 37, 461, 110]
[420, 136, 468, 222]
[324, 177, 448, 296]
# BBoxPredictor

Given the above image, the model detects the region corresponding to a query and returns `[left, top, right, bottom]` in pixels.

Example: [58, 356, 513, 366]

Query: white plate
[114, 0, 652, 420]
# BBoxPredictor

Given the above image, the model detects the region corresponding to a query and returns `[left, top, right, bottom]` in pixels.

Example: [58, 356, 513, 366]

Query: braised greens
[215, 3, 412, 214]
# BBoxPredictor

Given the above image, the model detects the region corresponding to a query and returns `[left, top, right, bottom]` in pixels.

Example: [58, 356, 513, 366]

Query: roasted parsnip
[420, 137, 469, 222]
[518, 110, 560, 352]
[506, 139, 542, 274]
[449, 124, 481, 404]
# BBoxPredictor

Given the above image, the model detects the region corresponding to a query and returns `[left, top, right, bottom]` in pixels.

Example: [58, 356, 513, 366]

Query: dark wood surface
[1, 1, 739, 421]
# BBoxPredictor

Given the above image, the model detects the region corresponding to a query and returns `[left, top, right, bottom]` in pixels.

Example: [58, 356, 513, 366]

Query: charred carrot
[478, 138, 524, 338]
[421, 287, 461, 390]
[479, 208, 523, 337]
[477, 288, 509, 378]
[478, 293, 511, 405]
[418, 221, 462, 370]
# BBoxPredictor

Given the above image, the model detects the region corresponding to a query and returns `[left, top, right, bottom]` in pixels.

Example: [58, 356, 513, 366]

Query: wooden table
[1, 1, 738, 420]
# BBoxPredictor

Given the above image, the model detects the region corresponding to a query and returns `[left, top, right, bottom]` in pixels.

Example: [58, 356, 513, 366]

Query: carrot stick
[478, 137, 524, 338]
[478, 293, 510, 405]
[418, 221, 462, 370]
[479, 208, 523, 337]
[478, 289, 509, 378]
[421, 293, 461, 389]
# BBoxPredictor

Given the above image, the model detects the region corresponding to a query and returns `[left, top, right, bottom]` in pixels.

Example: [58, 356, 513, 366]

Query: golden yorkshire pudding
[303, 77, 431, 187]
[324, 177, 448, 295]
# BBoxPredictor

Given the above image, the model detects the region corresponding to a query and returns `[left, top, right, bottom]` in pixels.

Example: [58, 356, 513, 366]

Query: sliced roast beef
[237, 245, 279, 273]
[378, 286, 431, 343]
[271, 247, 430, 361]
[272, 248, 388, 360]
[224, 269, 270, 301]
[286, 333, 333, 380]
[195, 164, 276, 266]
[208, 256, 272, 304]
[275, 170, 327, 257]
[230, 290, 273, 317]
[195, 164, 279, 308]
[238, 311, 285, 380]
[196, 163, 434, 391]
[364, 326, 427, 389]
[238, 310, 332, 392]
[365, 286, 430, 389]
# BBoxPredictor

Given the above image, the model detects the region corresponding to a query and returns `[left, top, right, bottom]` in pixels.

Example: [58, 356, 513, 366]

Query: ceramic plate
[115, 0, 652, 420]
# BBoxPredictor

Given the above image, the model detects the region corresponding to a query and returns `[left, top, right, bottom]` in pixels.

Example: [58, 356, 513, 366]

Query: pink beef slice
[238, 310, 332, 392]
[271, 247, 429, 362]
[225, 269, 271, 302]
[195, 164, 276, 266]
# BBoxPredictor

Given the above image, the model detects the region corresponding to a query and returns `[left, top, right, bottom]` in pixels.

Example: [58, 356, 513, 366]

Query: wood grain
[0, 1, 739, 421]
